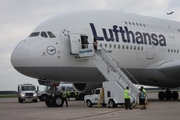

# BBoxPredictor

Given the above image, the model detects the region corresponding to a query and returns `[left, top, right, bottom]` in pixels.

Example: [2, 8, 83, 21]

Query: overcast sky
[0, 0, 180, 91]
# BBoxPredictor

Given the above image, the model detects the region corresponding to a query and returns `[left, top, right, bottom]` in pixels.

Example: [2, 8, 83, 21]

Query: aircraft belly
[14, 67, 105, 82]
[14, 66, 180, 87]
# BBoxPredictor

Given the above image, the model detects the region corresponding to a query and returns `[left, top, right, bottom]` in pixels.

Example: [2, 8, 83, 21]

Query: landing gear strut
[158, 88, 179, 100]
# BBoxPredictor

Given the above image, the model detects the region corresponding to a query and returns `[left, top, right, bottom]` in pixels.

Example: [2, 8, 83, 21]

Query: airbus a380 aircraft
[11, 10, 180, 102]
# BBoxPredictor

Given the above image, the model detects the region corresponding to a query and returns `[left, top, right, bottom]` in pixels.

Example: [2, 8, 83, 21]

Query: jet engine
[73, 83, 102, 94]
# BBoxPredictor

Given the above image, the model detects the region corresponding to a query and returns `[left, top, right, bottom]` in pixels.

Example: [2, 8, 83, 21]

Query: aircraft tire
[39, 94, 47, 101]
[172, 91, 179, 100]
[165, 91, 172, 100]
[45, 96, 53, 107]
[39, 96, 44, 101]
[52, 95, 63, 107]
[158, 91, 165, 100]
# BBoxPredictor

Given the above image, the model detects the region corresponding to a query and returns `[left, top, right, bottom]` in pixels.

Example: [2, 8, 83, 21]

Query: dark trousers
[62, 97, 68, 107]
[124, 98, 131, 109]
[94, 45, 97, 50]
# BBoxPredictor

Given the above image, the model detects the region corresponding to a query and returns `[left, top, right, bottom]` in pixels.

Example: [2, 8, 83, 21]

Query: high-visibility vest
[124, 89, 130, 99]
[62, 91, 67, 98]
[67, 91, 71, 96]
[143, 89, 147, 97]
[143, 89, 146, 93]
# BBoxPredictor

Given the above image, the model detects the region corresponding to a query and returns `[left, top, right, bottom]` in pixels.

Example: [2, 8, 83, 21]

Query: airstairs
[67, 32, 140, 106]
[78, 48, 140, 105]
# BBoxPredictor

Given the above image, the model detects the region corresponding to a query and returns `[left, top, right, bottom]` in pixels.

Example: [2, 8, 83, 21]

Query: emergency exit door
[68, 34, 81, 54]
[146, 45, 154, 59]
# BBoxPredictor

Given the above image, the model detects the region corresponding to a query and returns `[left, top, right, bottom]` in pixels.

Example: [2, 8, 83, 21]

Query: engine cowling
[73, 83, 102, 94]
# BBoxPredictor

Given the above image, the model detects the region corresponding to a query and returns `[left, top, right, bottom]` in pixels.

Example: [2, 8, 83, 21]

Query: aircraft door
[68, 33, 81, 54]
[146, 45, 154, 59]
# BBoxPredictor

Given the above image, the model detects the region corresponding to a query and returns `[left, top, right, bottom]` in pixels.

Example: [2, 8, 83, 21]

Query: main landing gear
[158, 88, 179, 100]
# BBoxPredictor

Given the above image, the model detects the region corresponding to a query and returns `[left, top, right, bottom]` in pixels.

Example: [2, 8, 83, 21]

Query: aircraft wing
[158, 59, 180, 80]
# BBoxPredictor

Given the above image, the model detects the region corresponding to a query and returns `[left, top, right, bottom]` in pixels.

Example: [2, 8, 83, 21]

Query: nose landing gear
[45, 86, 63, 107]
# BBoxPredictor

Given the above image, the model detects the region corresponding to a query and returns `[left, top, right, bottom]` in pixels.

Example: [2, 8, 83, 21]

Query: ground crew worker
[62, 88, 68, 107]
[74, 90, 78, 100]
[141, 86, 147, 106]
[139, 87, 146, 110]
[124, 86, 132, 110]
[67, 91, 71, 101]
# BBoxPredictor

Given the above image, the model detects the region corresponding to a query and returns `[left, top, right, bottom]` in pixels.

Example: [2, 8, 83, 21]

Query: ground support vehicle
[84, 81, 135, 108]
[18, 83, 39, 103]
[38, 84, 84, 101]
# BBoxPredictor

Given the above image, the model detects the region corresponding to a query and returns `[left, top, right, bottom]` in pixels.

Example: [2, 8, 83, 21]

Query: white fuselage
[11, 10, 180, 87]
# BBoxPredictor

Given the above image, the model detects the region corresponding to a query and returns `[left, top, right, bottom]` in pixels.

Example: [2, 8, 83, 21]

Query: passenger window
[100, 43, 103, 47]
[114, 44, 116, 49]
[105, 44, 107, 48]
[109, 44, 112, 48]
[122, 45, 125, 49]
[138, 46, 140, 50]
[126, 45, 128, 49]
[130, 46, 132, 49]
[47, 31, 56, 38]
[41, 31, 48, 38]
[29, 32, 39, 37]
[118, 45, 121, 49]
[168, 49, 170, 53]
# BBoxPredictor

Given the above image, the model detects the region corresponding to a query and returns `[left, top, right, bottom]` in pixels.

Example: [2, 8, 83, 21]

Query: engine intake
[73, 83, 102, 94]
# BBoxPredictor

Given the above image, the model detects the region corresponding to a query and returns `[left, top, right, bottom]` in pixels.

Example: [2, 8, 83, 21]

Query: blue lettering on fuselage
[90, 23, 166, 46]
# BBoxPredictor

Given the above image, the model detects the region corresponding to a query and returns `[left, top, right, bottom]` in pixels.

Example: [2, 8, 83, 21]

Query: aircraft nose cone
[11, 41, 28, 69]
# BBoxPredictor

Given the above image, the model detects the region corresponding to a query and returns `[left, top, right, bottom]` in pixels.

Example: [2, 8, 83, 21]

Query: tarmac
[0, 92, 180, 120]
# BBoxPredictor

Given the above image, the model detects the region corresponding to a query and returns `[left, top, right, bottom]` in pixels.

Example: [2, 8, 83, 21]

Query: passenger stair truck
[18, 83, 39, 103]
[79, 48, 140, 108]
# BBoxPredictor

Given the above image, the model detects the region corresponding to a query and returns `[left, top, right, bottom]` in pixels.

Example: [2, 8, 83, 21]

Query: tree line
[0, 91, 18, 94]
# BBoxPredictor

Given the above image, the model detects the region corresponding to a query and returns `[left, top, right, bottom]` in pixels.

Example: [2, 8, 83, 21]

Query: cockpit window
[29, 31, 56, 38]
[47, 31, 56, 38]
[41, 31, 48, 38]
[29, 32, 40, 37]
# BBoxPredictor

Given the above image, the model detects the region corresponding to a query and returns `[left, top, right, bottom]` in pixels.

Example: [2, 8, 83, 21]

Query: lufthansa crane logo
[46, 46, 56, 55]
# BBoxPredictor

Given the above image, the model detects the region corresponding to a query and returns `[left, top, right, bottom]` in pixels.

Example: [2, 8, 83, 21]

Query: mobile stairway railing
[89, 49, 140, 106]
